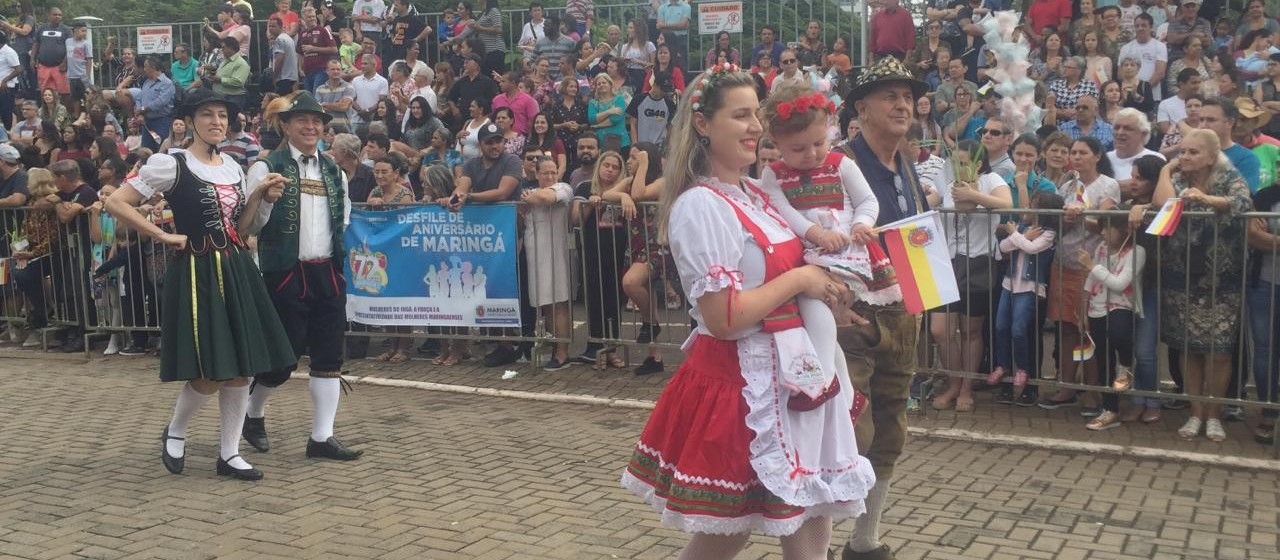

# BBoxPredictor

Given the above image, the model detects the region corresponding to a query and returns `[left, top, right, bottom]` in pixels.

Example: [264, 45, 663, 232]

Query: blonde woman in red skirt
[621, 63, 875, 559]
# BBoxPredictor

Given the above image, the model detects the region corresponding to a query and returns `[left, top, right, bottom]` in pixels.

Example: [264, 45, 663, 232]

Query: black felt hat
[176, 88, 240, 123]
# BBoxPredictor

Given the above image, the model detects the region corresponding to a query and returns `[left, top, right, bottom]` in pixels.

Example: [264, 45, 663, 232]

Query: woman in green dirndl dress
[106, 90, 296, 481]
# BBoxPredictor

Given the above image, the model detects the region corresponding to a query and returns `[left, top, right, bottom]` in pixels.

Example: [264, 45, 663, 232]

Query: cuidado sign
[137, 25, 173, 55]
[697, 1, 743, 35]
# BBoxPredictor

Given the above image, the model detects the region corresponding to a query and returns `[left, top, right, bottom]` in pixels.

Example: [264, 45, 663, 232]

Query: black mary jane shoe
[216, 455, 264, 481]
[242, 416, 270, 452]
[160, 426, 184, 475]
[306, 436, 364, 461]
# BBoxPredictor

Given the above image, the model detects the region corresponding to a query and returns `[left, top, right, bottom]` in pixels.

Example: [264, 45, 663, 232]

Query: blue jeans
[993, 288, 1038, 374]
[303, 70, 327, 93]
[1248, 282, 1280, 419]
[143, 116, 171, 151]
[1132, 286, 1161, 408]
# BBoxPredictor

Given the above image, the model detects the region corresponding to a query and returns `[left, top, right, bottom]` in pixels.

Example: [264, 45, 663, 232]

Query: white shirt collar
[288, 143, 320, 166]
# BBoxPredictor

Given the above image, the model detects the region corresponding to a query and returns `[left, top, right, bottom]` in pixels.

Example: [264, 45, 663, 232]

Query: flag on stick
[878, 211, 959, 314]
[1145, 198, 1184, 237]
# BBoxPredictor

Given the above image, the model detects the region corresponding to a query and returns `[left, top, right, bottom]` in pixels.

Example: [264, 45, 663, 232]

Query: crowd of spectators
[0, 0, 1275, 444]
[873, 0, 1280, 445]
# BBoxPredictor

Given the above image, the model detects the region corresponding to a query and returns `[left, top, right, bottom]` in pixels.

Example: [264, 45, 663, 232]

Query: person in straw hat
[240, 91, 363, 462]
[106, 89, 297, 481]
[1234, 96, 1278, 190]
[832, 56, 932, 560]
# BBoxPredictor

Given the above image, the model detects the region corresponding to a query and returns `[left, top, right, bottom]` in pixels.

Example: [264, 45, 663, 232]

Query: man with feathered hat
[241, 91, 362, 461]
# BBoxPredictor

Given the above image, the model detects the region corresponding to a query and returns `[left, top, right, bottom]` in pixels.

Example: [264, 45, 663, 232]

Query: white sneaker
[1205, 419, 1227, 442]
[1178, 416, 1203, 439]
[104, 336, 120, 355]
[22, 332, 42, 347]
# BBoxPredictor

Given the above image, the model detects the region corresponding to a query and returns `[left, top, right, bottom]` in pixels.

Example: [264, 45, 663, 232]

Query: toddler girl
[1079, 212, 1145, 431]
[990, 191, 1064, 397]
[759, 86, 896, 406]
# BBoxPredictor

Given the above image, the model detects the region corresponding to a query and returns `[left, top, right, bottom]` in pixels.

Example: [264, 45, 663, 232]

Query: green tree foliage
[11, 0, 269, 24]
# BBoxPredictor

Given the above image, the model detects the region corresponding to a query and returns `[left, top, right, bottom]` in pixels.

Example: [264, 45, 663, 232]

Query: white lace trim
[688, 266, 743, 301]
[738, 332, 877, 509]
[804, 248, 904, 307]
[633, 441, 754, 492]
[621, 470, 862, 537]
[847, 276, 905, 307]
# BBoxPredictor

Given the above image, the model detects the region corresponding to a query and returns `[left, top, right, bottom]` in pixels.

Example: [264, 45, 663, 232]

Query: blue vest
[1005, 224, 1056, 286]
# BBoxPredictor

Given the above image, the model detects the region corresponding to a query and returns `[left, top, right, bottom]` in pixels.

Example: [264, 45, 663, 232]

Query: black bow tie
[301, 154, 317, 164]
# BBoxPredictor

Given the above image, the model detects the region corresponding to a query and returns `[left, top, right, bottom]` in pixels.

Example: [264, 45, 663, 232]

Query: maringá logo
[907, 226, 932, 248]
[350, 243, 390, 295]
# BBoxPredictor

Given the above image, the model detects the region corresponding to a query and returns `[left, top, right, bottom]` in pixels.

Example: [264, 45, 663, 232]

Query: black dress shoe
[482, 345, 517, 367]
[242, 416, 270, 452]
[841, 543, 895, 560]
[634, 357, 664, 376]
[160, 426, 184, 475]
[306, 436, 364, 460]
[216, 455, 264, 480]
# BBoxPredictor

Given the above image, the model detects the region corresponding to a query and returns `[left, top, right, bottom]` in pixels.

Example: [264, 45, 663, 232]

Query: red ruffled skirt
[623, 335, 869, 535]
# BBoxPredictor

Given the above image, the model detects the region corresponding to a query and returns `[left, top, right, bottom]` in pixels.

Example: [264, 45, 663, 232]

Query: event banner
[344, 205, 521, 327]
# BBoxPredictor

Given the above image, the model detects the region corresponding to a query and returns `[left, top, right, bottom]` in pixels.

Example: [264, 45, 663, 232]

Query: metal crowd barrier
[0, 205, 153, 352]
[16, 190, 1279, 448]
[80, 203, 168, 349]
[922, 206, 1280, 433]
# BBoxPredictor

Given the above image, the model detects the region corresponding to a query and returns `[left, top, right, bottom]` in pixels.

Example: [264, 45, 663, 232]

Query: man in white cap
[0, 144, 28, 211]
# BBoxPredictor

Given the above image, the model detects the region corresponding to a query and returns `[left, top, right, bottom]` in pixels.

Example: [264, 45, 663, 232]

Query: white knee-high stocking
[310, 377, 341, 441]
[847, 480, 891, 553]
[166, 382, 211, 458]
[218, 384, 252, 469]
[246, 384, 275, 418]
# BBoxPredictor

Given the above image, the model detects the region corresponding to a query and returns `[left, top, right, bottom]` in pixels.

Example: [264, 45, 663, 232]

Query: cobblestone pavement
[2, 351, 1280, 559]
[351, 338, 1278, 461]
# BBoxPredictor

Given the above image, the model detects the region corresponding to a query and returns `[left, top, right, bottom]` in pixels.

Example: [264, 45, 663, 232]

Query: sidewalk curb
[331, 373, 1280, 473]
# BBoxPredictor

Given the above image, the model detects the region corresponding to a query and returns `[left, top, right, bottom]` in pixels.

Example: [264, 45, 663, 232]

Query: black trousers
[258, 260, 347, 386]
[1089, 309, 1136, 412]
[120, 267, 155, 347]
[581, 226, 626, 352]
[482, 50, 507, 78]
[14, 256, 53, 329]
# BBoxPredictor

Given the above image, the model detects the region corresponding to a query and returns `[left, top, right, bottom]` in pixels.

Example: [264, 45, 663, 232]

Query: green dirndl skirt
[159, 246, 297, 382]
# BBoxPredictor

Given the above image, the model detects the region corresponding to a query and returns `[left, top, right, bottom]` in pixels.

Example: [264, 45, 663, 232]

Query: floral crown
[689, 62, 742, 113]
[775, 92, 836, 122]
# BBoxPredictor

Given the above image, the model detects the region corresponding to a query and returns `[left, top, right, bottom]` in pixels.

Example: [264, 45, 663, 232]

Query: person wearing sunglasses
[769, 48, 809, 94]
[979, 115, 1016, 177]
[947, 88, 1003, 147]
[1058, 94, 1115, 151]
